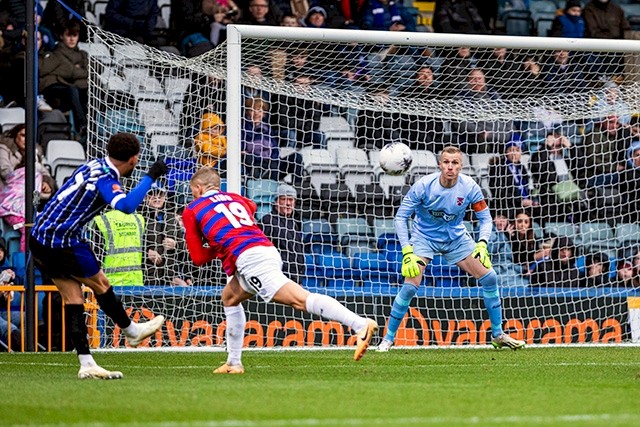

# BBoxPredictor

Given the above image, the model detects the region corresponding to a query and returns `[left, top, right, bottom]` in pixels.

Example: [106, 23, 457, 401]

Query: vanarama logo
[429, 210, 456, 222]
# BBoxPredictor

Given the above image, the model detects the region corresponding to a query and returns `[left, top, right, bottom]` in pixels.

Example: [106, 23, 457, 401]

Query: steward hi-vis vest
[93, 210, 145, 286]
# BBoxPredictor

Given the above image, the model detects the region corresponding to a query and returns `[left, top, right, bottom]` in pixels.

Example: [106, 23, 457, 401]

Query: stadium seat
[78, 42, 112, 65]
[378, 173, 408, 199]
[354, 183, 386, 218]
[615, 223, 640, 247]
[149, 134, 179, 158]
[46, 140, 86, 176]
[336, 147, 374, 196]
[0, 107, 25, 132]
[544, 222, 578, 242]
[336, 217, 372, 239]
[579, 222, 616, 251]
[341, 235, 376, 258]
[113, 44, 147, 66]
[352, 251, 398, 285]
[503, 10, 534, 36]
[319, 183, 358, 216]
[315, 250, 353, 279]
[302, 218, 335, 244]
[426, 255, 465, 287]
[299, 148, 340, 191]
[374, 218, 396, 239]
[245, 179, 279, 206]
[408, 150, 438, 182]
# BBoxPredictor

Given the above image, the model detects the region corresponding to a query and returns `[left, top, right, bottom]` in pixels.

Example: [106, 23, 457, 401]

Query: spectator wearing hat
[303, 6, 327, 28]
[259, 184, 305, 284]
[361, 0, 416, 32]
[488, 137, 539, 219]
[550, 1, 585, 38]
[141, 183, 190, 286]
[530, 236, 581, 287]
[194, 113, 227, 168]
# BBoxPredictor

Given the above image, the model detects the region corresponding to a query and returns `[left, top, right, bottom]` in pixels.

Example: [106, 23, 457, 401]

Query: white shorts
[232, 245, 291, 302]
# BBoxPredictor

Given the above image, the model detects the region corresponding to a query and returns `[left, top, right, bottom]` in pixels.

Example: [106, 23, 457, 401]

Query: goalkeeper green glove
[472, 240, 492, 269]
[401, 245, 426, 278]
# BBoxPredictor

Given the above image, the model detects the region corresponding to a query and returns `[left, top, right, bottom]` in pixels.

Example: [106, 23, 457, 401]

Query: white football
[379, 142, 413, 176]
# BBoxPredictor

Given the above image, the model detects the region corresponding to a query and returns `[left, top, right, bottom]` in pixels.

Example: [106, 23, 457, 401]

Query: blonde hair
[190, 167, 221, 190]
[439, 146, 463, 163]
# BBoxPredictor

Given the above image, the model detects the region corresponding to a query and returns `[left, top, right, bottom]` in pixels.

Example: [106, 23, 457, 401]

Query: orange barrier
[1, 284, 99, 352]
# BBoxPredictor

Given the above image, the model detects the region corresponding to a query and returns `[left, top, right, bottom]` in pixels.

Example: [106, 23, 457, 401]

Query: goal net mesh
[84, 24, 640, 349]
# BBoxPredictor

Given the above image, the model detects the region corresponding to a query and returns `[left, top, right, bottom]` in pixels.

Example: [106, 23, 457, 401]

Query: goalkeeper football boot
[491, 333, 525, 350]
[376, 338, 393, 352]
[78, 365, 123, 380]
[213, 363, 245, 374]
[354, 319, 379, 361]
[126, 315, 165, 347]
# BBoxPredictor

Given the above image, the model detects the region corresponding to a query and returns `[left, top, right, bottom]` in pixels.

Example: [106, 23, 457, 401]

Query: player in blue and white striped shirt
[378, 146, 526, 351]
[30, 132, 168, 379]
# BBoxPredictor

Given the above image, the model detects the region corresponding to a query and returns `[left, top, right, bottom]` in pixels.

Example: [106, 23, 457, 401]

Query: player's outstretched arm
[182, 208, 216, 265]
[110, 160, 168, 214]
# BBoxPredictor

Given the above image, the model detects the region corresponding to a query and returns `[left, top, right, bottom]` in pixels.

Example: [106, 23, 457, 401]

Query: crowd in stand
[2, 1, 640, 349]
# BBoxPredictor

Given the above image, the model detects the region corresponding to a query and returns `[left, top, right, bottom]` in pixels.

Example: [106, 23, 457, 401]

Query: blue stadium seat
[425, 255, 465, 287]
[315, 250, 353, 279]
[245, 179, 279, 206]
[302, 219, 335, 244]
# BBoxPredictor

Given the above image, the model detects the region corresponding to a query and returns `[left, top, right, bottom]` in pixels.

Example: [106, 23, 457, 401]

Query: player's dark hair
[107, 133, 140, 161]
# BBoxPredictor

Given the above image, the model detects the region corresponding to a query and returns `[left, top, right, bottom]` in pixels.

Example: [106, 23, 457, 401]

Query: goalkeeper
[378, 146, 525, 352]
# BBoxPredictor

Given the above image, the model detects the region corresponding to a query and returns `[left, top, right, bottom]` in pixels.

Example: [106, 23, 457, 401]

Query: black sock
[66, 304, 90, 355]
[95, 287, 132, 329]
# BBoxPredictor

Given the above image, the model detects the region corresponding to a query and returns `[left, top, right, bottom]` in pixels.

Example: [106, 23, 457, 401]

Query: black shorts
[29, 236, 101, 279]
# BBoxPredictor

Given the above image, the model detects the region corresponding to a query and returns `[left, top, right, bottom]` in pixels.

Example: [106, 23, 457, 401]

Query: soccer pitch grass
[1, 347, 639, 426]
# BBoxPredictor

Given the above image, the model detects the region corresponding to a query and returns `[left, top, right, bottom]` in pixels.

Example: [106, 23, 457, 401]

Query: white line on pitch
[11, 413, 640, 427]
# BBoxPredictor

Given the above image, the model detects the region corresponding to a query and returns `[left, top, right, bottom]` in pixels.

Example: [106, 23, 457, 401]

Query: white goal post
[83, 24, 640, 349]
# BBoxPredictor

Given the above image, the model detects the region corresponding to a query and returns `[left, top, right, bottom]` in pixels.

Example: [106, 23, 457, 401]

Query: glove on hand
[147, 159, 168, 180]
[472, 240, 492, 269]
[401, 245, 426, 278]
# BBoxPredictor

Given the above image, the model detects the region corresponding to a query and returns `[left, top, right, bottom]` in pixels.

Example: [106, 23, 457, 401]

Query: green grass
[1, 347, 640, 426]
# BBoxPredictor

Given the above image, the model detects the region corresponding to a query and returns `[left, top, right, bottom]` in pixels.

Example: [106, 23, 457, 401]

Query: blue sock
[384, 284, 418, 342]
[479, 269, 503, 338]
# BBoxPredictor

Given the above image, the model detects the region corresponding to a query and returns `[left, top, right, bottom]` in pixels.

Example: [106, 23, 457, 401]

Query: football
[378, 142, 413, 176]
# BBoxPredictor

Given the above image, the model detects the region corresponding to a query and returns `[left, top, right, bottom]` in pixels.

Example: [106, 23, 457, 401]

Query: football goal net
[84, 24, 640, 349]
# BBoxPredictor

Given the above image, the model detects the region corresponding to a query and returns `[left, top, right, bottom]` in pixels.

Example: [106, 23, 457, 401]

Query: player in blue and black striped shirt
[30, 132, 168, 379]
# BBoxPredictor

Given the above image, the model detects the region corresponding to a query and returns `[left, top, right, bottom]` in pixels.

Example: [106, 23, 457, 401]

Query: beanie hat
[565, 0, 582, 10]
[276, 184, 297, 199]
[200, 113, 224, 130]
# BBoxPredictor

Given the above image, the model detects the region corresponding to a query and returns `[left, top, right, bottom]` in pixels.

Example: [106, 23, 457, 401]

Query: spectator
[529, 128, 586, 223]
[0, 237, 20, 351]
[550, 0, 584, 38]
[471, 0, 497, 32]
[259, 184, 305, 284]
[478, 48, 542, 98]
[6, 30, 52, 109]
[581, 252, 613, 287]
[194, 113, 227, 167]
[141, 184, 190, 286]
[438, 47, 478, 98]
[615, 259, 637, 287]
[201, 0, 241, 47]
[583, 0, 629, 39]
[581, 114, 630, 189]
[488, 214, 527, 287]
[271, 73, 327, 148]
[92, 209, 146, 287]
[240, 0, 280, 26]
[591, 82, 632, 125]
[433, 0, 488, 34]
[280, 14, 301, 26]
[42, 0, 87, 42]
[303, 6, 327, 28]
[243, 97, 305, 182]
[0, 124, 48, 187]
[181, 74, 225, 140]
[272, 0, 308, 21]
[355, 82, 403, 150]
[172, 0, 216, 55]
[399, 63, 438, 98]
[488, 138, 539, 218]
[39, 20, 88, 136]
[618, 141, 640, 223]
[530, 236, 581, 287]
[361, 0, 416, 32]
[540, 49, 586, 95]
[454, 68, 513, 153]
[340, 0, 368, 28]
[509, 211, 550, 273]
[104, 0, 161, 45]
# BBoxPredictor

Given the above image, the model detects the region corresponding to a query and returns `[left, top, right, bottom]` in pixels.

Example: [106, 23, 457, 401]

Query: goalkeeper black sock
[95, 287, 132, 329]
[66, 304, 90, 355]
